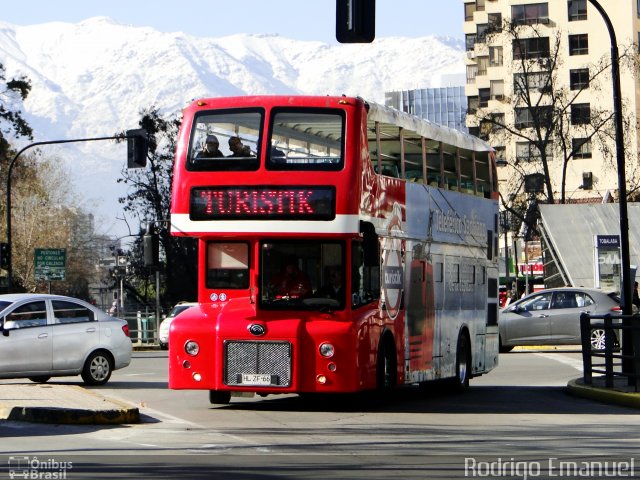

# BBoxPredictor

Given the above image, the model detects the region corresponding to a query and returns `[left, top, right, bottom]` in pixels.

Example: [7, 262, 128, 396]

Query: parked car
[0, 294, 132, 385]
[158, 302, 197, 350]
[499, 287, 622, 353]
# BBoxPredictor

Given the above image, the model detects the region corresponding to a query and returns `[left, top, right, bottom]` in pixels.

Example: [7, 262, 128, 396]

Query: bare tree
[468, 19, 639, 216]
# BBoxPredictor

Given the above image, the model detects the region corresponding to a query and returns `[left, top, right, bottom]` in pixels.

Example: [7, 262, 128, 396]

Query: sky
[1, 0, 464, 43]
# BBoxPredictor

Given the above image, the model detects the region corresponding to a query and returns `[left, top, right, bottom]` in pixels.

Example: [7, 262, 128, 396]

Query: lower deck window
[206, 242, 250, 289]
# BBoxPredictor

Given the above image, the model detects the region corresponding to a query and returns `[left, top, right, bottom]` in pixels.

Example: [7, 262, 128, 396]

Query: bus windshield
[261, 241, 345, 310]
[267, 108, 345, 171]
[188, 109, 263, 171]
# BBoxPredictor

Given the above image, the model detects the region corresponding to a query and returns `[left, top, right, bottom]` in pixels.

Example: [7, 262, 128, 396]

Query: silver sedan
[499, 287, 622, 352]
[0, 294, 132, 385]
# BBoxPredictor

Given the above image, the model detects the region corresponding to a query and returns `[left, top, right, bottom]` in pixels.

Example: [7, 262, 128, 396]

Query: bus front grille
[224, 340, 292, 387]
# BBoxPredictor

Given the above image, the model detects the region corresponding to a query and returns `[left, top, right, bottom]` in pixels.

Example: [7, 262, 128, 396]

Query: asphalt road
[1, 349, 639, 479]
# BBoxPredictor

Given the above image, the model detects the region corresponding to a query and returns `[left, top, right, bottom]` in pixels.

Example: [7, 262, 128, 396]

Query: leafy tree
[118, 108, 197, 307]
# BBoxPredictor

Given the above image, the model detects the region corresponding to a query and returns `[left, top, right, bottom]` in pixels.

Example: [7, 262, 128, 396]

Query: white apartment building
[464, 0, 640, 204]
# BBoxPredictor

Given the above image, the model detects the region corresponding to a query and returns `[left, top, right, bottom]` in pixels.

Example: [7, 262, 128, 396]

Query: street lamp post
[587, 0, 633, 378]
[500, 210, 511, 289]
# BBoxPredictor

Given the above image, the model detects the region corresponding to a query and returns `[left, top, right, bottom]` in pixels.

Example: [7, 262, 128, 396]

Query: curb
[0, 384, 140, 425]
[0, 405, 140, 424]
[566, 378, 640, 409]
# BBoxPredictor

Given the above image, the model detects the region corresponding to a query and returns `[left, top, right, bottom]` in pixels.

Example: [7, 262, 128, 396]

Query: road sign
[99, 257, 117, 267]
[35, 248, 66, 281]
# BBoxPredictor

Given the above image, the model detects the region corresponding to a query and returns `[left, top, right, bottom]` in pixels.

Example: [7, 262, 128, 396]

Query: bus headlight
[319, 342, 335, 358]
[185, 340, 200, 356]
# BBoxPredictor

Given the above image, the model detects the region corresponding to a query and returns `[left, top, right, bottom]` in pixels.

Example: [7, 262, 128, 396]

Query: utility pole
[587, 0, 633, 379]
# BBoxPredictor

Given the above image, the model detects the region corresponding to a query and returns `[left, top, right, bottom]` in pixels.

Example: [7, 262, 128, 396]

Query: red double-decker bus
[168, 95, 499, 404]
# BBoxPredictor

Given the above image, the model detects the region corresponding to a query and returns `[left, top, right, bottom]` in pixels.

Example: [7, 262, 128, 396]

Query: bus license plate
[241, 374, 273, 385]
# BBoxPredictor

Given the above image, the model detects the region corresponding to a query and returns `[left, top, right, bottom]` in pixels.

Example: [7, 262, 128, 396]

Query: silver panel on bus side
[401, 183, 499, 383]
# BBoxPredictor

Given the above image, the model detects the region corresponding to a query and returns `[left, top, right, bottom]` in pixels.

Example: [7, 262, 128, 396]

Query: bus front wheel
[209, 390, 231, 405]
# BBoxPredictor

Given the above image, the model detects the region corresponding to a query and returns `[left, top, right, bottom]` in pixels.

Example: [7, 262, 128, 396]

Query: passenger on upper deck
[195, 135, 224, 159]
[228, 136, 252, 157]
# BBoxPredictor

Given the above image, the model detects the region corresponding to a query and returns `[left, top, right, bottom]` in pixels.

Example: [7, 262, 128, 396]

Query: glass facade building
[384, 86, 468, 133]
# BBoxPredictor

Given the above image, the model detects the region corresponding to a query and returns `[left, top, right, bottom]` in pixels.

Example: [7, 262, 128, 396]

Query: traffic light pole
[4, 131, 147, 291]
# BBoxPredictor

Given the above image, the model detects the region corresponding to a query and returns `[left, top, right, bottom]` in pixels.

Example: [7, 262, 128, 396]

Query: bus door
[405, 245, 435, 374]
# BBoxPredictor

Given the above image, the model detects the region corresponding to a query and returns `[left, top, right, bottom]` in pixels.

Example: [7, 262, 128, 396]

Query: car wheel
[449, 331, 471, 392]
[28, 376, 51, 383]
[590, 328, 606, 350]
[499, 336, 514, 353]
[590, 328, 618, 351]
[209, 390, 231, 404]
[81, 351, 113, 386]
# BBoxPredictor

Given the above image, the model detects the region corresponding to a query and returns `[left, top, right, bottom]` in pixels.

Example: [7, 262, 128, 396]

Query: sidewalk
[0, 381, 139, 424]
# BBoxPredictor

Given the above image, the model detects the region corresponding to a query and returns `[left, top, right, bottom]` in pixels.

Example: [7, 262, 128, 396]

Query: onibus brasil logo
[8, 456, 73, 479]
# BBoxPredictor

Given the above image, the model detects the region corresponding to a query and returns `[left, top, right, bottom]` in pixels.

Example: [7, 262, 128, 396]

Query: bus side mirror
[336, 0, 375, 43]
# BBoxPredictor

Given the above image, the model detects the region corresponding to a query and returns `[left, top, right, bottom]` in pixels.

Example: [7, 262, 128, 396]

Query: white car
[158, 302, 197, 350]
[0, 294, 132, 385]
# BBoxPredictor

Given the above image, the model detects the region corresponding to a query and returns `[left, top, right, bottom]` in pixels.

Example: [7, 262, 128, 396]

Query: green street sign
[35, 248, 66, 281]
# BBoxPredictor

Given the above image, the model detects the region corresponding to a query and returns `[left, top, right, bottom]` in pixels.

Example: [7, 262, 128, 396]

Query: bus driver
[268, 258, 312, 299]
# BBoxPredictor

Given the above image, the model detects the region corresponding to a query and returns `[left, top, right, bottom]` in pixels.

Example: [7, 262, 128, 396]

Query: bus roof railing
[364, 99, 493, 154]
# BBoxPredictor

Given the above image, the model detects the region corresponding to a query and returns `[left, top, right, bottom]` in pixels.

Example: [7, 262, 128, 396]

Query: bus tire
[376, 335, 397, 395]
[209, 390, 231, 405]
[449, 331, 471, 392]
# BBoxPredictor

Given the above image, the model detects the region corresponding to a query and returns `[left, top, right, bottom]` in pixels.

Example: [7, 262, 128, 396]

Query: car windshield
[169, 305, 193, 318]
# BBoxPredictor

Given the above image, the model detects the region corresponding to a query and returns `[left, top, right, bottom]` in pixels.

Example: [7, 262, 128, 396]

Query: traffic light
[126, 128, 149, 168]
[336, 0, 375, 43]
[0, 242, 9, 270]
[143, 223, 159, 267]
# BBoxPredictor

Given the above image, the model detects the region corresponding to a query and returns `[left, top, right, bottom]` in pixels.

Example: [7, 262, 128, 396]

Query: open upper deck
[170, 95, 496, 237]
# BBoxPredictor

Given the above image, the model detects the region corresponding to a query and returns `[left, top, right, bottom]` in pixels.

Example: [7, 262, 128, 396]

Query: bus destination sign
[190, 186, 335, 220]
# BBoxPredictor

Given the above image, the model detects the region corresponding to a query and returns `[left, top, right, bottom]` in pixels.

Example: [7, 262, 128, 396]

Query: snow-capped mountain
[0, 17, 464, 237]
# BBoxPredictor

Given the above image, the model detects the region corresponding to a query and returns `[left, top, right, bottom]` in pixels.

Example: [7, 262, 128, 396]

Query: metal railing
[580, 312, 640, 392]
[122, 309, 161, 345]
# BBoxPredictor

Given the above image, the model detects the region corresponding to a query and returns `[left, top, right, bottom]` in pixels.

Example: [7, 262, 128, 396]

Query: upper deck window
[267, 108, 344, 171]
[187, 109, 263, 171]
